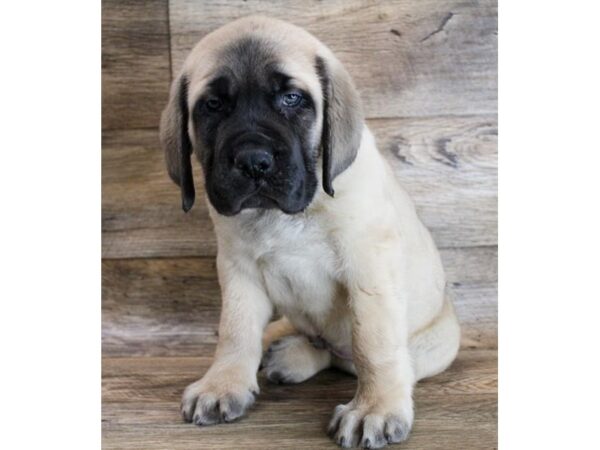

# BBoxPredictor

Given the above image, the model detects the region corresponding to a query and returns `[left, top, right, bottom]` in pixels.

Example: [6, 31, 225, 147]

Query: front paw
[327, 398, 413, 449]
[181, 369, 258, 426]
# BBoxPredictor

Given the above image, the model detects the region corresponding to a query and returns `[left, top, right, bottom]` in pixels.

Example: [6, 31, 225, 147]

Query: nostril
[234, 149, 273, 179]
[255, 156, 272, 173]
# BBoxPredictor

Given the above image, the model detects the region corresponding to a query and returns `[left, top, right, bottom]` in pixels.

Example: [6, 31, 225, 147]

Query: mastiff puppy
[160, 16, 460, 449]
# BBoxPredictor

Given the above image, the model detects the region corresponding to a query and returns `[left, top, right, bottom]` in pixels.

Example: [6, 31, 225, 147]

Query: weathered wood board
[102, 350, 497, 449]
[102, 0, 170, 130]
[169, 0, 497, 119]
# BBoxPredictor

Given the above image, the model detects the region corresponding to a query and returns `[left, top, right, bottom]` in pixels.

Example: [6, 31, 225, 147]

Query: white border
[2, 1, 600, 449]
[501, 1, 600, 448]
[0, 1, 101, 449]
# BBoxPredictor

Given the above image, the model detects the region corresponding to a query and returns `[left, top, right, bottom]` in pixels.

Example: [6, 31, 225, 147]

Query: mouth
[218, 183, 306, 216]
[241, 182, 279, 206]
[213, 181, 274, 216]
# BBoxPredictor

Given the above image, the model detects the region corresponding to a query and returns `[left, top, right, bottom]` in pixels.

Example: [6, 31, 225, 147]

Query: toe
[360, 414, 387, 449]
[181, 400, 196, 423]
[181, 393, 199, 423]
[335, 410, 360, 448]
[192, 393, 220, 426]
[219, 395, 240, 423]
[327, 404, 347, 436]
[383, 415, 411, 443]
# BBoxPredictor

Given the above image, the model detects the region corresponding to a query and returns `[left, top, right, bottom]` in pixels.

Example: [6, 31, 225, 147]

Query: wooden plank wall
[102, 1, 497, 448]
[102, 0, 170, 129]
[102, 0, 498, 347]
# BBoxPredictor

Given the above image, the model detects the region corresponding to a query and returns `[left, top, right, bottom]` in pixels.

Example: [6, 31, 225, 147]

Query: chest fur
[234, 211, 343, 331]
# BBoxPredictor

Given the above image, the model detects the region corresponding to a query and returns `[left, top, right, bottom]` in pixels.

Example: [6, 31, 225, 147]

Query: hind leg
[261, 316, 298, 350]
[409, 295, 461, 381]
[331, 296, 460, 382]
[261, 335, 332, 384]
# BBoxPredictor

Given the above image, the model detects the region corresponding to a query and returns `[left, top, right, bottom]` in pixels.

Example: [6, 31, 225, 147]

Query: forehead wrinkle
[218, 36, 279, 83]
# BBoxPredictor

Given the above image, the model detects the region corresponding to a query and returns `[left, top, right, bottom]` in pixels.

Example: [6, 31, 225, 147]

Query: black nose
[234, 149, 274, 179]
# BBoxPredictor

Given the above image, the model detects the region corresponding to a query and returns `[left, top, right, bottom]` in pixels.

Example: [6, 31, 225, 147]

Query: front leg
[181, 253, 272, 425]
[328, 244, 415, 449]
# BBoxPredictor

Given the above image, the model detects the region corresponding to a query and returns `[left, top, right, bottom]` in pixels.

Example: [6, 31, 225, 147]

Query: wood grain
[372, 115, 497, 248]
[102, 350, 497, 449]
[102, 0, 170, 130]
[169, 0, 497, 119]
[102, 115, 496, 258]
[102, 246, 496, 357]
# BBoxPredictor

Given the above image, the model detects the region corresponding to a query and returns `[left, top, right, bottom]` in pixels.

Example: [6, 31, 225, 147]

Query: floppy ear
[315, 55, 364, 197]
[159, 75, 195, 212]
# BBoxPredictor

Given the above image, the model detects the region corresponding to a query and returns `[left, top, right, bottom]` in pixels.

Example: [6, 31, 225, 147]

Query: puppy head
[160, 16, 363, 215]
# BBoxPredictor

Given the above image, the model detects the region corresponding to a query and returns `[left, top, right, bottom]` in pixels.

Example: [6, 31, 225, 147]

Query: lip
[210, 171, 308, 216]
[217, 183, 274, 216]
[214, 187, 305, 216]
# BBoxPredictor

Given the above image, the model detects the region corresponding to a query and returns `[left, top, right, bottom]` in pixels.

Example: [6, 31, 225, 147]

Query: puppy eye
[281, 92, 303, 108]
[206, 97, 224, 112]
